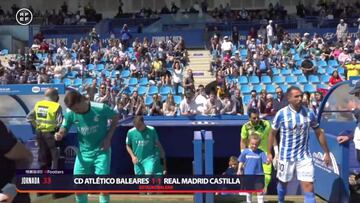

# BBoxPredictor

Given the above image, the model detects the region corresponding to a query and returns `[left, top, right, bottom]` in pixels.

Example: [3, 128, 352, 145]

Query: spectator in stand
[180, 92, 197, 116]
[33, 31, 45, 43]
[120, 24, 132, 49]
[312, 91, 324, 115]
[256, 54, 272, 77]
[194, 85, 208, 115]
[258, 89, 267, 115]
[231, 26, 239, 49]
[338, 47, 352, 66]
[336, 19, 348, 42]
[266, 20, 274, 45]
[204, 92, 223, 115]
[302, 91, 312, 109]
[149, 94, 163, 116]
[329, 70, 343, 87]
[183, 69, 195, 94]
[131, 91, 147, 116]
[172, 60, 183, 95]
[94, 84, 111, 106]
[248, 90, 259, 111]
[300, 56, 316, 78]
[272, 87, 288, 113]
[231, 90, 244, 115]
[162, 94, 177, 116]
[221, 36, 233, 56]
[220, 93, 236, 115]
[345, 58, 360, 80]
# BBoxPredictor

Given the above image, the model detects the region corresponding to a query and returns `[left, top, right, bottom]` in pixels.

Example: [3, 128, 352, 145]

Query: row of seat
[240, 83, 328, 95]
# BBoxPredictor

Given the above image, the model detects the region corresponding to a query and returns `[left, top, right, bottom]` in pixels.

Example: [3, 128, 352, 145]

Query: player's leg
[276, 160, 295, 203]
[36, 131, 48, 169]
[94, 150, 111, 203]
[142, 157, 160, 175]
[296, 158, 315, 203]
[44, 132, 60, 169]
[74, 155, 94, 203]
[262, 163, 272, 193]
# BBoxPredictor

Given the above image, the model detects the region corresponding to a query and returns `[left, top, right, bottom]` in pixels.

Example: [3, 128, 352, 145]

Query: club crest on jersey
[94, 115, 99, 122]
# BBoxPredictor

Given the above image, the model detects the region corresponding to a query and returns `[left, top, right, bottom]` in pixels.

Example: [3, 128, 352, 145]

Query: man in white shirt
[180, 92, 197, 116]
[266, 20, 274, 45]
[204, 92, 223, 115]
[336, 19, 348, 42]
[194, 85, 208, 115]
[221, 36, 233, 55]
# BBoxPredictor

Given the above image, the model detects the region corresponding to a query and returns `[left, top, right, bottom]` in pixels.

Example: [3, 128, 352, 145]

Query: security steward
[27, 88, 63, 170]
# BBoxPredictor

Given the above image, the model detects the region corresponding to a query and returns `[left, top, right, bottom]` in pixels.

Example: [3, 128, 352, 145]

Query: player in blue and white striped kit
[267, 86, 331, 203]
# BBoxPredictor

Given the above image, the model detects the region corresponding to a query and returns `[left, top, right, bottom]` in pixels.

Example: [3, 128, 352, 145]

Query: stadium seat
[174, 95, 182, 105]
[285, 76, 296, 84]
[160, 86, 172, 96]
[238, 76, 248, 84]
[281, 69, 292, 76]
[240, 85, 251, 94]
[0, 49, 9, 55]
[253, 85, 263, 93]
[290, 48, 296, 54]
[265, 85, 276, 94]
[317, 84, 329, 90]
[63, 78, 72, 86]
[177, 86, 184, 95]
[121, 70, 130, 78]
[243, 95, 251, 105]
[148, 86, 159, 95]
[139, 77, 149, 86]
[85, 78, 93, 85]
[73, 78, 83, 87]
[271, 68, 280, 75]
[261, 76, 272, 84]
[71, 52, 77, 60]
[280, 84, 288, 92]
[53, 78, 62, 84]
[137, 86, 147, 96]
[338, 67, 345, 75]
[96, 64, 105, 71]
[308, 75, 320, 83]
[292, 68, 303, 76]
[293, 54, 301, 61]
[320, 75, 330, 83]
[128, 77, 138, 86]
[273, 76, 285, 84]
[249, 76, 260, 84]
[67, 71, 78, 79]
[124, 86, 135, 95]
[145, 96, 153, 106]
[297, 75, 308, 84]
[304, 84, 316, 93]
[87, 64, 94, 71]
[316, 60, 327, 67]
[317, 67, 326, 74]
[328, 60, 339, 67]
[295, 60, 303, 67]
[240, 49, 247, 57]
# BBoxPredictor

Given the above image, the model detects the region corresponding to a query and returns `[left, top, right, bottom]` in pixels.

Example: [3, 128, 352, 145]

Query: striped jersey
[272, 105, 319, 161]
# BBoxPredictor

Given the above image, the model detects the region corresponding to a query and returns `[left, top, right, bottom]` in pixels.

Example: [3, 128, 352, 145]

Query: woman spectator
[302, 91, 312, 108]
[37, 68, 49, 84]
[183, 69, 195, 94]
[63, 53, 73, 70]
[312, 91, 323, 115]
[329, 70, 343, 87]
[263, 94, 274, 117]
[149, 94, 163, 116]
[258, 89, 267, 114]
[172, 60, 183, 95]
[163, 94, 178, 116]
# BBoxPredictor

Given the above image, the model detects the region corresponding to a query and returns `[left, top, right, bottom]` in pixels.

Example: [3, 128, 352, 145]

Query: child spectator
[223, 156, 239, 175]
[237, 134, 268, 203]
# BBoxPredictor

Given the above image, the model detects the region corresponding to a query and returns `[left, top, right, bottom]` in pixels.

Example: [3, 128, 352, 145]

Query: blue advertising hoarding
[0, 84, 65, 95]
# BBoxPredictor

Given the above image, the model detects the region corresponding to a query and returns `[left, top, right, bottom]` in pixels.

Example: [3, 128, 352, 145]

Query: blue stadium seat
[238, 76, 248, 84]
[285, 76, 297, 84]
[128, 77, 138, 86]
[139, 77, 149, 86]
[63, 78, 72, 86]
[67, 71, 78, 79]
[261, 76, 272, 84]
[121, 70, 130, 78]
[253, 85, 263, 93]
[243, 95, 251, 105]
[249, 76, 260, 84]
[148, 85, 159, 95]
[266, 85, 276, 94]
[124, 86, 135, 95]
[177, 86, 184, 95]
[338, 67, 345, 75]
[71, 52, 77, 60]
[304, 84, 316, 93]
[145, 96, 153, 106]
[160, 86, 172, 96]
[308, 75, 320, 84]
[326, 67, 335, 75]
[0, 49, 9, 55]
[137, 86, 147, 96]
[73, 78, 83, 87]
[293, 54, 301, 61]
[320, 75, 330, 83]
[316, 60, 327, 67]
[240, 49, 247, 57]
[240, 85, 251, 94]
[281, 69, 292, 76]
[174, 95, 182, 105]
[96, 64, 104, 71]
[85, 78, 93, 85]
[292, 69, 303, 76]
[317, 84, 329, 90]
[87, 64, 94, 71]
[280, 84, 288, 92]
[328, 60, 339, 67]
[53, 78, 62, 84]
[273, 76, 285, 84]
[298, 75, 308, 84]
[317, 67, 326, 74]
[295, 60, 303, 67]
[290, 48, 296, 54]
[271, 68, 280, 75]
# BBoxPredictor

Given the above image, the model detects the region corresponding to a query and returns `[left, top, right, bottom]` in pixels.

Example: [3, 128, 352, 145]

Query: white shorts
[276, 157, 314, 183]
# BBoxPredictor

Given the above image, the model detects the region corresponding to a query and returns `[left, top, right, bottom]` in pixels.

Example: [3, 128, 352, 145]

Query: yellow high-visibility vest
[34, 100, 60, 132]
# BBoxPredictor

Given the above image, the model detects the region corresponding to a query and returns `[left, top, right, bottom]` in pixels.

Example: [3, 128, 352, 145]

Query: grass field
[31, 194, 327, 203]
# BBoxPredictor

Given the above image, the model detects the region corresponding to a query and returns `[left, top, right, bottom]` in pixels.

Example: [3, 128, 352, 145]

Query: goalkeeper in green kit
[126, 116, 166, 175]
[55, 90, 119, 203]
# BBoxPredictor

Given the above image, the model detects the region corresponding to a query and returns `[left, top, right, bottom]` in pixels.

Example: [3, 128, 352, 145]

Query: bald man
[27, 88, 63, 169]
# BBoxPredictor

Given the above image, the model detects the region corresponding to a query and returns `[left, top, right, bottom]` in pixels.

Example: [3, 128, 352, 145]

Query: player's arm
[55, 110, 72, 141]
[237, 162, 244, 175]
[126, 144, 138, 165]
[26, 109, 36, 128]
[314, 127, 331, 164]
[105, 114, 120, 140]
[240, 126, 248, 151]
[268, 128, 278, 160]
[156, 140, 167, 173]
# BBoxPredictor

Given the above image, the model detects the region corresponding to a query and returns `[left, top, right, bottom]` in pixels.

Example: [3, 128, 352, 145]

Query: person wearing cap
[339, 47, 353, 66]
[336, 19, 348, 42]
[27, 88, 63, 170]
[337, 81, 360, 163]
[266, 20, 274, 45]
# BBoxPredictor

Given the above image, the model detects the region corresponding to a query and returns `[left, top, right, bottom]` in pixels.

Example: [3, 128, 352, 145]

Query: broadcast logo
[312, 152, 340, 175]
[64, 146, 78, 166]
[31, 86, 41, 93]
[16, 8, 33, 25]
